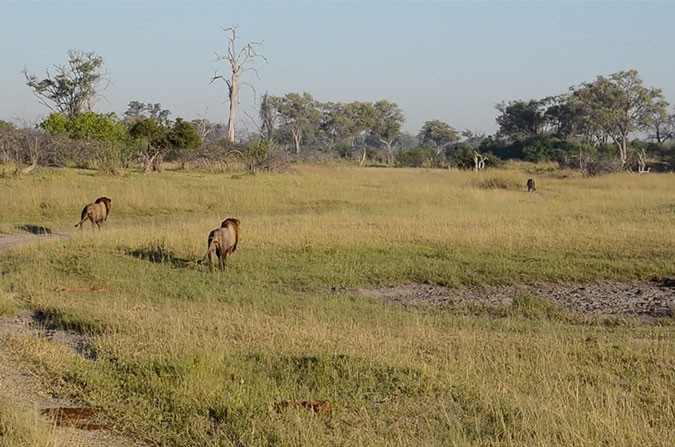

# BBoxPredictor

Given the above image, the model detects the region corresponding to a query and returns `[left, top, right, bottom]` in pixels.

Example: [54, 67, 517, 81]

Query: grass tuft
[510, 293, 571, 321]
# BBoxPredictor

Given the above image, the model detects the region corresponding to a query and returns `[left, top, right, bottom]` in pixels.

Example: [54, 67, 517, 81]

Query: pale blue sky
[2, 0, 674, 136]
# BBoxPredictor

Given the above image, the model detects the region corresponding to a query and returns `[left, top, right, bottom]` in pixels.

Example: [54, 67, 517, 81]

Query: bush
[397, 145, 443, 168]
[478, 176, 520, 190]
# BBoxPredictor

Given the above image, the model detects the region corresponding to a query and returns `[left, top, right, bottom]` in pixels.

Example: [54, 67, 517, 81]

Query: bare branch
[212, 25, 267, 143]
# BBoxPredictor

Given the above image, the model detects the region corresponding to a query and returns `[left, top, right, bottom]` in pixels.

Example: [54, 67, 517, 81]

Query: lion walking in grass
[527, 179, 536, 192]
[205, 218, 240, 272]
[75, 197, 112, 230]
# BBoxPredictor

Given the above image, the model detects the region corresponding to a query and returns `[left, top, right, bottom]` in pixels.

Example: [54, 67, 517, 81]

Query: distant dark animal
[527, 178, 536, 192]
[206, 218, 241, 272]
[74, 197, 112, 230]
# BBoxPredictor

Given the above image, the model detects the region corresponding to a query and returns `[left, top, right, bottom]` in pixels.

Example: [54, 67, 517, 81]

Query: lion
[527, 178, 536, 192]
[74, 197, 112, 230]
[205, 218, 241, 272]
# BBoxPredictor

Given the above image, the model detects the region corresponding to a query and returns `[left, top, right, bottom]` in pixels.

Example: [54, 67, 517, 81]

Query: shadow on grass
[126, 240, 195, 268]
[17, 224, 52, 235]
[31, 308, 95, 334]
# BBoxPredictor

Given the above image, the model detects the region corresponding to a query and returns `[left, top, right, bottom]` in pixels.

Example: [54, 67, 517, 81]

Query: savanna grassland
[0, 164, 674, 446]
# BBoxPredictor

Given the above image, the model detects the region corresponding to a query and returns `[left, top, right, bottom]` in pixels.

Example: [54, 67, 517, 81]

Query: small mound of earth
[357, 281, 675, 319]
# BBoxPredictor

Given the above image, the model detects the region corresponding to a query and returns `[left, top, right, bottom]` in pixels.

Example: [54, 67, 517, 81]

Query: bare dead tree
[473, 151, 488, 172]
[636, 149, 651, 174]
[358, 148, 368, 167]
[211, 26, 267, 143]
[192, 109, 214, 140]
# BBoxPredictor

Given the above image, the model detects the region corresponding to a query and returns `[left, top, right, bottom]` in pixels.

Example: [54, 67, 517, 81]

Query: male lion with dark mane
[527, 178, 536, 192]
[205, 218, 240, 272]
[75, 197, 112, 230]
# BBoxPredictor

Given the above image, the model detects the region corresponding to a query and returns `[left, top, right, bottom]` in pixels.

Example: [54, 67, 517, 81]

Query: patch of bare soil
[357, 280, 675, 320]
[0, 228, 69, 250]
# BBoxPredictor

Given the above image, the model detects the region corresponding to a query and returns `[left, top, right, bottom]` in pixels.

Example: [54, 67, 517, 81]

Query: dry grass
[0, 164, 674, 446]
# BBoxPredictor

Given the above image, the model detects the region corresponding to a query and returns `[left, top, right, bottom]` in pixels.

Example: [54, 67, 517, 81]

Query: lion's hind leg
[207, 242, 220, 273]
[75, 209, 89, 229]
[219, 250, 226, 271]
[208, 248, 216, 272]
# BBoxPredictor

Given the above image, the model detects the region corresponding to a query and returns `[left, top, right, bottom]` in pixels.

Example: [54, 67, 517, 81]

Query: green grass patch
[1, 164, 674, 446]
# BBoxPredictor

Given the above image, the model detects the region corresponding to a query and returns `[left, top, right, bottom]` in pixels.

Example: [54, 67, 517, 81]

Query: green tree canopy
[271, 92, 321, 154]
[167, 117, 202, 161]
[319, 101, 373, 150]
[129, 118, 169, 172]
[496, 99, 549, 140]
[570, 69, 668, 166]
[24, 50, 106, 118]
[370, 100, 404, 165]
[124, 101, 171, 126]
[41, 112, 126, 142]
[418, 119, 459, 155]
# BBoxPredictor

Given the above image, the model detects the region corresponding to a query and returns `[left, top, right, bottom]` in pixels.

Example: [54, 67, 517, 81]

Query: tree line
[2, 46, 674, 175]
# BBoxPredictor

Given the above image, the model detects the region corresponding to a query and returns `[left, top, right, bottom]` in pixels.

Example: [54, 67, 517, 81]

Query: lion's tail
[75, 208, 90, 228]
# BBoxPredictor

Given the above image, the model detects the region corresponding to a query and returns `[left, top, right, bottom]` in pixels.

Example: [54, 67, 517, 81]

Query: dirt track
[0, 229, 68, 250]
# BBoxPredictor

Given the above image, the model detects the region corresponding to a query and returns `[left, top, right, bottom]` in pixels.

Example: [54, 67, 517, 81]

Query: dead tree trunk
[473, 151, 487, 172]
[636, 149, 651, 174]
[358, 148, 367, 167]
[211, 26, 267, 143]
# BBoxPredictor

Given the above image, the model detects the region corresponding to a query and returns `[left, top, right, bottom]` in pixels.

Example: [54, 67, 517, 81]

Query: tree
[191, 117, 226, 144]
[167, 118, 202, 164]
[0, 121, 17, 164]
[397, 145, 439, 168]
[543, 95, 584, 140]
[42, 112, 125, 141]
[259, 92, 277, 143]
[272, 92, 320, 154]
[124, 101, 171, 126]
[40, 113, 69, 135]
[460, 129, 487, 149]
[319, 102, 353, 148]
[23, 50, 107, 118]
[418, 119, 459, 156]
[570, 69, 668, 167]
[129, 118, 169, 172]
[39, 112, 130, 171]
[649, 108, 674, 144]
[447, 141, 475, 169]
[212, 26, 266, 143]
[369, 100, 404, 165]
[345, 101, 378, 162]
[318, 101, 374, 152]
[495, 99, 549, 140]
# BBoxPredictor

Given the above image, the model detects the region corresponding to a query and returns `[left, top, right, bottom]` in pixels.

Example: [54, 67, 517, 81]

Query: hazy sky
[2, 0, 674, 136]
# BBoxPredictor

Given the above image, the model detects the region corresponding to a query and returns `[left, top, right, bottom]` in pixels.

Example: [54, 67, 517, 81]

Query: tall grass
[1, 164, 674, 446]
